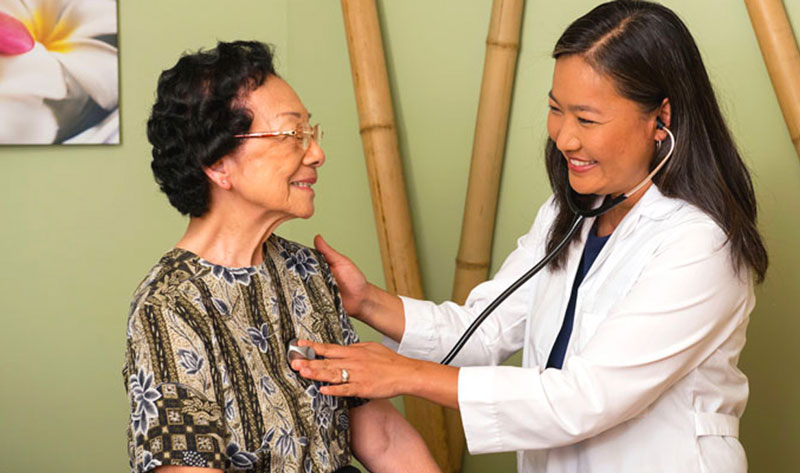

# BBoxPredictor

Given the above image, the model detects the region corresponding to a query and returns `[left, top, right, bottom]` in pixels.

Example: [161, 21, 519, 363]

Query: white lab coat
[396, 185, 752, 473]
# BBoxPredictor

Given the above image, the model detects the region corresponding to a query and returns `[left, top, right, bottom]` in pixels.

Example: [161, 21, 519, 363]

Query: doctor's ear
[654, 98, 671, 141]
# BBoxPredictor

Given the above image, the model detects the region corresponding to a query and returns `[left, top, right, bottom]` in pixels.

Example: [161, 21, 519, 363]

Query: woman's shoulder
[268, 234, 358, 343]
[650, 191, 727, 244]
[268, 234, 331, 279]
[129, 248, 203, 318]
[266, 233, 338, 304]
[634, 191, 736, 280]
[515, 194, 559, 248]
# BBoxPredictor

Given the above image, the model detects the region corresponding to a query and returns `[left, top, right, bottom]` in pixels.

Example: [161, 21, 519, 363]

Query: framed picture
[0, 0, 119, 144]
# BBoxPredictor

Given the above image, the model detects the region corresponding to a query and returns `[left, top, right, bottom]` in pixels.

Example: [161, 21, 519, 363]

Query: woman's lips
[290, 177, 317, 192]
[566, 157, 598, 173]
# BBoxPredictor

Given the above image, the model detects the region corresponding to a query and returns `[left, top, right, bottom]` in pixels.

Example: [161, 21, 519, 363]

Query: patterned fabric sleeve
[124, 299, 227, 473]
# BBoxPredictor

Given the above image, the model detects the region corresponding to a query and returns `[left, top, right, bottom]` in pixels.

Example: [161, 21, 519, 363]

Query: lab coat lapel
[582, 186, 676, 283]
[538, 215, 596, 363]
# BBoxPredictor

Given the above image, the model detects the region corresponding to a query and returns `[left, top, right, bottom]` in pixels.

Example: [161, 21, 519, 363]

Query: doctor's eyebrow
[548, 91, 601, 114]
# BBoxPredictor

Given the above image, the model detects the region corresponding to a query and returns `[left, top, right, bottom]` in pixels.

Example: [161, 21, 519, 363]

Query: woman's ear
[204, 158, 232, 190]
[655, 98, 672, 142]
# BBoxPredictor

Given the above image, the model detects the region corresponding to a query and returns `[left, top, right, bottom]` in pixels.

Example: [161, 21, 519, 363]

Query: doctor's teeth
[570, 159, 596, 166]
[292, 182, 312, 188]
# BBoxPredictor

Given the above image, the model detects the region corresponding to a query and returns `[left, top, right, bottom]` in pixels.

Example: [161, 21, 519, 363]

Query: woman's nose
[555, 124, 581, 153]
[303, 139, 325, 168]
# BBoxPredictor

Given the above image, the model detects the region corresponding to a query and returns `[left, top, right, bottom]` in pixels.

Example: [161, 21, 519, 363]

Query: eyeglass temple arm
[234, 130, 296, 139]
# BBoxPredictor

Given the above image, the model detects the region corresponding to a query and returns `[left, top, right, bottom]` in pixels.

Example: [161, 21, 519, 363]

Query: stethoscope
[287, 121, 676, 368]
[439, 119, 676, 365]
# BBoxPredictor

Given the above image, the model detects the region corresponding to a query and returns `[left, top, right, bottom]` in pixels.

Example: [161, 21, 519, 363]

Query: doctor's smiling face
[547, 54, 667, 197]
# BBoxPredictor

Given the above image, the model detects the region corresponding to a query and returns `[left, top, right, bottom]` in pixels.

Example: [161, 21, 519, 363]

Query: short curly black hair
[147, 40, 277, 217]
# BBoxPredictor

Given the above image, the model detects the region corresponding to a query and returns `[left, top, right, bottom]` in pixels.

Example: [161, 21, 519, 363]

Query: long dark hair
[544, 0, 767, 283]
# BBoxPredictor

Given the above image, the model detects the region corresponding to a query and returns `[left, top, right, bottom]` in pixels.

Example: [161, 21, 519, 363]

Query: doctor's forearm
[356, 283, 406, 342]
[405, 359, 460, 410]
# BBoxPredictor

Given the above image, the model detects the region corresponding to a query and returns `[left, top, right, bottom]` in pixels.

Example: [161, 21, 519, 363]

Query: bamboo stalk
[453, 0, 525, 307]
[340, 0, 424, 299]
[339, 1, 456, 471]
[745, 0, 800, 160]
[445, 1, 525, 470]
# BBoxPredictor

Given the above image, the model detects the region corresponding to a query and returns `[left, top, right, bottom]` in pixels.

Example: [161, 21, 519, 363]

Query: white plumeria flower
[0, 0, 118, 143]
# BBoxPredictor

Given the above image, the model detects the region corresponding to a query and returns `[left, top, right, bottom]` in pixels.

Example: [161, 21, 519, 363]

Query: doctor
[293, 1, 768, 472]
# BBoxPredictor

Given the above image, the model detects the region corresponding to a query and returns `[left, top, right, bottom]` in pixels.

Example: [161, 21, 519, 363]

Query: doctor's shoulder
[644, 198, 751, 286]
[516, 194, 561, 250]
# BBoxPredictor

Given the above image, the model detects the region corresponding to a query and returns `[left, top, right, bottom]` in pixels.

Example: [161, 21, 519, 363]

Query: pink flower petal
[0, 11, 33, 55]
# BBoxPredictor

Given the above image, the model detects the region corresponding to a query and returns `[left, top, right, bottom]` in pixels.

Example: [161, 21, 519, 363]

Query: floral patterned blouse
[123, 235, 364, 473]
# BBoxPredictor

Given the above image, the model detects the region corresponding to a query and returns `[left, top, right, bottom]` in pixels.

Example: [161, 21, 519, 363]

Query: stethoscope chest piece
[288, 338, 316, 369]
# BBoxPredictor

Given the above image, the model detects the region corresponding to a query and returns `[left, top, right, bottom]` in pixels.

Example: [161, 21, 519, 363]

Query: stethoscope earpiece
[441, 122, 677, 365]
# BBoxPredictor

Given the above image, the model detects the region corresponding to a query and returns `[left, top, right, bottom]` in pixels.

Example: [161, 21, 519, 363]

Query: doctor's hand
[314, 235, 370, 317]
[292, 340, 460, 409]
[315, 235, 406, 341]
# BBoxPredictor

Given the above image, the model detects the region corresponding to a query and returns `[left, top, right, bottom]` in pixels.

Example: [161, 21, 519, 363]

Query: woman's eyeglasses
[235, 123, 322, 151]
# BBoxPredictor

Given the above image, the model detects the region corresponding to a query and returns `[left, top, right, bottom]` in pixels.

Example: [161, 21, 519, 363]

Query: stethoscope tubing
[439, 126, 675, 366]
[440, 213, 585, 365]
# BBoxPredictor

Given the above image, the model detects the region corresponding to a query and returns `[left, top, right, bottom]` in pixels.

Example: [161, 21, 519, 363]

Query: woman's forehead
[247, 78, 310, 126]
[551, 55, 632, 112]
[552, 57, 615, 96]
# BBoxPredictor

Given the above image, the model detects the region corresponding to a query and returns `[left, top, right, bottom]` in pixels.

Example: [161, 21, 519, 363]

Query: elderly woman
[123, 41, 440, 473]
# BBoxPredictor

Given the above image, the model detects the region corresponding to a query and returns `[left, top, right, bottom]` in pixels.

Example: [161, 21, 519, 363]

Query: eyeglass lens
[299, 124, 322, 150]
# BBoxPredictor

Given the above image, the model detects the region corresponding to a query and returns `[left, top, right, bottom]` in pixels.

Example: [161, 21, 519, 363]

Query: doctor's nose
[554, 125, 581, 154]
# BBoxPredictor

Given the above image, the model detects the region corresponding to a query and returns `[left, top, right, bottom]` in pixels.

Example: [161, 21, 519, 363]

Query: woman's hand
[314, 235, 370, 317]
[292, 340, 459, 409]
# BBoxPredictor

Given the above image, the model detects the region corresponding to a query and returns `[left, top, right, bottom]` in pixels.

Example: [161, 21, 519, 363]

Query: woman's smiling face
[222, 76, 325, 220]
[547, 54, 660, 197]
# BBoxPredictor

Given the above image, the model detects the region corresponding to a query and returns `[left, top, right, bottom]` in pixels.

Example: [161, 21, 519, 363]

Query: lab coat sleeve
[458, 219, 752, 453]
[394, 196, 557, 367]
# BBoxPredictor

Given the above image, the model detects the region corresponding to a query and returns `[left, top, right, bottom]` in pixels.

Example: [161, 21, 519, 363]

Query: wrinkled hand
[291, 340, 417, 399]
[314, 235, 370, 318]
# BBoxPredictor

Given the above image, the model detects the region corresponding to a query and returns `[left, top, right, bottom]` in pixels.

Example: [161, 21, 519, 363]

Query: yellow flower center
[24, 5, 77, 53]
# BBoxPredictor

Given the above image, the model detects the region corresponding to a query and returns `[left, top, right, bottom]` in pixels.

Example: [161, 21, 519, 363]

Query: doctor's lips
[566, 155, 598, 172]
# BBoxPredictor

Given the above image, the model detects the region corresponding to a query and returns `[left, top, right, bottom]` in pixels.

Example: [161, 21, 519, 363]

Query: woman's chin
[295, 205, 315, 220]
[567, 179, 598, 196]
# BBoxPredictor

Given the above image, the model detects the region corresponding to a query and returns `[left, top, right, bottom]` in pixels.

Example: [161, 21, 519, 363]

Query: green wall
[1, 1, 798, 472]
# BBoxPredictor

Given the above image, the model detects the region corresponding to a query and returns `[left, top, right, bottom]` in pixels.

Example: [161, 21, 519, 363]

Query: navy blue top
[546, 224, 611, 369]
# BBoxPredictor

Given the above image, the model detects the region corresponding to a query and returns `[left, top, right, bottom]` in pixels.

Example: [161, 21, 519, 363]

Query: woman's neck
[176, 204, 291, 268]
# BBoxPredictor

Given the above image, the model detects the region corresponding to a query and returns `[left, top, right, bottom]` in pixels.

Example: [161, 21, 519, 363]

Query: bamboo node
[455, 258, 490, 271]
[359, 123, 395, 135]
[485, 39, 519, 51]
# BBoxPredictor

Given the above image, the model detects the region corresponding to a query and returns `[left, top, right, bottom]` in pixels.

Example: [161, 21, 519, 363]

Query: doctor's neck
[595, 181, 652, 237]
